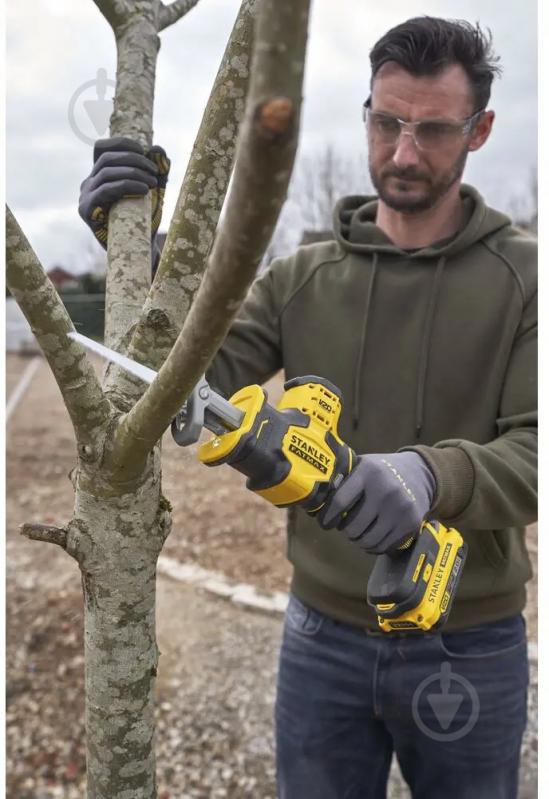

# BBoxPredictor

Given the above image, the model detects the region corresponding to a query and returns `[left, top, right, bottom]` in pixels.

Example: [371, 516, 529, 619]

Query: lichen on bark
[75, 459, 163, 798]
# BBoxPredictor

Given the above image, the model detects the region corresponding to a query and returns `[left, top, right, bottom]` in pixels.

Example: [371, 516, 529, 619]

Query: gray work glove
[78, 137, 170, 251]
[317, 452, 436, 554]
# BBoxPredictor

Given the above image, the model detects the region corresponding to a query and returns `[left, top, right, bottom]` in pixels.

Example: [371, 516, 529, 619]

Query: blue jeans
[275, 593, 529, 799]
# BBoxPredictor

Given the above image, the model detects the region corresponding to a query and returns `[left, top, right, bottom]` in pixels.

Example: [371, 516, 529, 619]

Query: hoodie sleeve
[206, 262, 284, 398]
[403, 287, 537, 529]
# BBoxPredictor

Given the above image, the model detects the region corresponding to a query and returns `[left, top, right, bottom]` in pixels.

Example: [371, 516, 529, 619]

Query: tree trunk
[8, 0, 310, 795]
[71, 456, 169, 797]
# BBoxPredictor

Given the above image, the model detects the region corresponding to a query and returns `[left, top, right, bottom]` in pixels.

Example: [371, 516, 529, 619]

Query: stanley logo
[427, 544, 454, 603]
[289, 434, 331, 473]
[428, 567, 445, 603]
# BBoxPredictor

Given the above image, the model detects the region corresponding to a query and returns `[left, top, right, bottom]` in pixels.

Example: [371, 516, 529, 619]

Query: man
[79, 17, 537, 799]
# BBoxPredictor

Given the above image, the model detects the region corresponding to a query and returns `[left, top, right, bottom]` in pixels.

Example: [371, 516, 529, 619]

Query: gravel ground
[6, 354, 538, 797]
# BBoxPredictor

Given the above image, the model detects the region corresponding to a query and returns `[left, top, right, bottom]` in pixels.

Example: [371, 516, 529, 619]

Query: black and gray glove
[78, 136, 171, 250]
[317, 451, 436, 554]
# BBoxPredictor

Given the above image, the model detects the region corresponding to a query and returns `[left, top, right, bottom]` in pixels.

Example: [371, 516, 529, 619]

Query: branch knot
[146, 308, 172, 331]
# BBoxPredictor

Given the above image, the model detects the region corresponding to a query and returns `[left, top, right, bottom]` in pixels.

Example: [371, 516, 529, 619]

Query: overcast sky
[6, 0, 537, 273]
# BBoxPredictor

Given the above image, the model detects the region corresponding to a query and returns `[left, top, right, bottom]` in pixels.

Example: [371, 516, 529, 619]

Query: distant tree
[292, 144, 371, 232]
[262, 144, 371, 266]
[508, 167, 538, 234]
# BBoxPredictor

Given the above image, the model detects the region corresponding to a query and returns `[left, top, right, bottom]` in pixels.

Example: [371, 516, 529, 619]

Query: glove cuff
[90, 207, 108, 250]
[399, 444, 474, 521]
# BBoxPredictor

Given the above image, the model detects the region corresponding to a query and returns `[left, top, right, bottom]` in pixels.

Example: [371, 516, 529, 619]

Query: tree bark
[72, 455, 170, 798]
[104, 2, 160, 352]
[5, 206, 112, 452]
[5, 202, 161, 795]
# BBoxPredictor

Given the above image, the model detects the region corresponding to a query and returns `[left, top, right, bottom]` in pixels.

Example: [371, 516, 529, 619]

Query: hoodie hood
[334, 183, 511, 259]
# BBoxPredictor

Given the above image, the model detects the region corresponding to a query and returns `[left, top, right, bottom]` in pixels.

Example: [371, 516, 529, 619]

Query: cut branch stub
[20, 523, 68, 551]
[254, 97, 294, 140]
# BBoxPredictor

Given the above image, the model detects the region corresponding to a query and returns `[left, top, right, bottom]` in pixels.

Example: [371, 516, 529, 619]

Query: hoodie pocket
[478, 530, 507, 569]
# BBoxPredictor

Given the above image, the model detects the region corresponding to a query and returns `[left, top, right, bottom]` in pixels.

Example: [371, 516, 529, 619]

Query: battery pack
[367, 521, 468, 632]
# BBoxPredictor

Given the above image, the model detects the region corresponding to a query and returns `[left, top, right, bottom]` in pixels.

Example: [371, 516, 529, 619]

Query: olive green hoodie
[209, 184, 537, 631]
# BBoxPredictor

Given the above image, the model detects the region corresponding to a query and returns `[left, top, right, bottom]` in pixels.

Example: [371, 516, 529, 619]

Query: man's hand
[317, 452, 436, 554]
[78, 137, 171, 250]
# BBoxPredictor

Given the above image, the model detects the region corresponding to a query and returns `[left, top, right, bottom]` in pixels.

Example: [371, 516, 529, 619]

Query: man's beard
[369, 145, 469, 213]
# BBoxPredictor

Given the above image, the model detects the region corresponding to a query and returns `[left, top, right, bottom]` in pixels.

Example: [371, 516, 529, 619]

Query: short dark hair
[370, 17, 502, 111]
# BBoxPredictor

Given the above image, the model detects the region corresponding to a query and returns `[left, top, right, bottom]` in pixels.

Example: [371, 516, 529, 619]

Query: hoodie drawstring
[352, 252, 378, 429]
[415, 255, 446, 438]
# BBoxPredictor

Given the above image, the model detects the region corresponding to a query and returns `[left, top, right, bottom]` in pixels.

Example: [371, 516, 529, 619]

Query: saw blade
[68, 331, 158, 384]
[67, 330, 245, 438]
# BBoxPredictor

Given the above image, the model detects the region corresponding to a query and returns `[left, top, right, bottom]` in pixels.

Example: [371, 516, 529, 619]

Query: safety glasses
[363, 96, 484, 152]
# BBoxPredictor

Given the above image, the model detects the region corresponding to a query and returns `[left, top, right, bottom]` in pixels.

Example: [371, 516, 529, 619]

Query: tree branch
[6, 206, 113, 452]
[20, 523, 68, 550]
[158, 0, 201, 30]
[103, 0, 258, 405]
[108, 0, 311, 471]
[92, 0, 131, 30]
[101, 5, 161, 354]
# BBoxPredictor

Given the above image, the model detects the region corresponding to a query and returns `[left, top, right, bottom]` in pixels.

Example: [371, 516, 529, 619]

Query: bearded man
[79, 17, 537, 798]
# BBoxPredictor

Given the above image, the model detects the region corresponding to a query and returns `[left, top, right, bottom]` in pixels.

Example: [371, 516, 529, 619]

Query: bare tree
[6, 0, 311, 796]
[293, 144, 371, 232]
[262, 144, 372, 266]
[508, 166, 538, 235]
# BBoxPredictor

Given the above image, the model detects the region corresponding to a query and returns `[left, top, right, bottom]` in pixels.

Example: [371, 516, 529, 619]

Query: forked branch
[158, 0, 201, 29]
[109, 0, 311, 471]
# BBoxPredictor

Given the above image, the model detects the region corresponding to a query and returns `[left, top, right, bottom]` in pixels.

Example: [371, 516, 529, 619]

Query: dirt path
[6, 354, 537, 797]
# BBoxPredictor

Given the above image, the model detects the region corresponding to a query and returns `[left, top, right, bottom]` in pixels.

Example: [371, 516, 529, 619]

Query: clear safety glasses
[363, 96, 484, 152]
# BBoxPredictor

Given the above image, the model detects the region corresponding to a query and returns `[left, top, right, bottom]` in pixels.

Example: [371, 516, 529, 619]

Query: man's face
[367, 63, 488, 213]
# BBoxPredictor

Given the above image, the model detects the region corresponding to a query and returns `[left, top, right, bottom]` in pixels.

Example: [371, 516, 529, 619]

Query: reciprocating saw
[69, 332, 468, 632]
